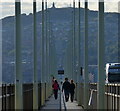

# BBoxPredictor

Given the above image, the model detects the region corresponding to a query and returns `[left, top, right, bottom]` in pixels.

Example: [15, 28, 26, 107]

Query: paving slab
[40, 91, 64, 110]
[40, 91, 83, 111]
[65, 100, 83, 110]
[61, 92, 83, 110]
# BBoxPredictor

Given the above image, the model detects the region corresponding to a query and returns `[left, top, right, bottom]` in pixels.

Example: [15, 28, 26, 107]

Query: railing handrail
[90, 83, 120, 86]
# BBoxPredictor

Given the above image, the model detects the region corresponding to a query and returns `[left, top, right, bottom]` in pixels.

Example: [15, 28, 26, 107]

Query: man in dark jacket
[69, 80, 75, 102]
[62, 78, 70, 102]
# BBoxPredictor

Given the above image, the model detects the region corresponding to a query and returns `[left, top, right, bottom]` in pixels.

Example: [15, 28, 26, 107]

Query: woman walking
[52, 80, 60, 99]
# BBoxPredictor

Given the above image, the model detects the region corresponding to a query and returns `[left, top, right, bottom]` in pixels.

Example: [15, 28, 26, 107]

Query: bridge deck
[41, 91, 82, 110]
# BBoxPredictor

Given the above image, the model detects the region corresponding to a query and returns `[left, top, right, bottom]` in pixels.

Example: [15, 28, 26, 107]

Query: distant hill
[1, 7, 119, 83]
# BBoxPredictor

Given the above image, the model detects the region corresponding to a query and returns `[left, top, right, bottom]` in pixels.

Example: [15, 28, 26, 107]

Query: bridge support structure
[15, 0, 23, 109]
[33, 0, 39, 109]
[84, 0, 89, 109]
[97, 0, 105, 109]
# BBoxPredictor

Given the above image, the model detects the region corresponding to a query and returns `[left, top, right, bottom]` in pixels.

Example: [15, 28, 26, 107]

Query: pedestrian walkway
[61, 92, 83, 110]
[40, 91, 64, 110]
[65, 100, 83, 110]
[41, 90, 83, 110]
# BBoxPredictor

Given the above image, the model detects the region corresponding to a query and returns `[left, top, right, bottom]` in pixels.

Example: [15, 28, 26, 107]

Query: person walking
[52, 76, 55, 94]
[69, 79, 75, 102]
[52, 80, 60, 99]
[52, 76, 55, 85]
[62, 78, 70, 102]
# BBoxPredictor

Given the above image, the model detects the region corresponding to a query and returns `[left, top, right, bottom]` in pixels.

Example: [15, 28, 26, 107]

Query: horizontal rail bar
[89, 89, 120, 97]
[90, 83, 120, 86]
[0, 89, 33, 99]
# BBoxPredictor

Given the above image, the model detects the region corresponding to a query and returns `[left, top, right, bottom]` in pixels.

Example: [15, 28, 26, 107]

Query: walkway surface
[41, 90, 83, 110]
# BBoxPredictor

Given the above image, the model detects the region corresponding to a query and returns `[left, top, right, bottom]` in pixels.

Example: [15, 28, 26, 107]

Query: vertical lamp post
[41, 0, 45, 84]
[77, 0, 81, 105]
[15, 0, 23, 109]
[97, 0, 105, 109]
[84, 0, 89, 109]
[77, 0, 81, 85]
[72, 0, 75, 80]
[33, 0, 38, 109]
[45, 0, 50, 98]
[48, 11, 50, 83]
[45, 0, 48, 84]
[71, 10, 73, 80]
[77, 0, 81, 86]
[41, 0, 45, 105]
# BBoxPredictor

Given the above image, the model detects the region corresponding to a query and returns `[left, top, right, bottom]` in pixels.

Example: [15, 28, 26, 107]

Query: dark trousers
[64, 90, 69, 102]
[54, 89, 58, 99]
[70, 92, 74, 102]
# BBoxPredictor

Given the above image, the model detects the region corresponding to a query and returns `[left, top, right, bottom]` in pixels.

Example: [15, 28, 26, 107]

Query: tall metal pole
[45, 0, 49, 98]
[77, 0, 81, 105]
[84, 0, 89, 109]
[72, 0, 75, 81]
[41, 0, 45, 83]
[44, 0, 47, 84]
[41, 0, 45, 105]
[71, 10, 74, 80]
[97, 1, 105, 109]
[48, 11, 50, 83]
[119, 2, 120, 63]
[33, 0, 38, 109]
[15, 0, 23, 109]
[0, 4, 2, 110]
[45, 0, 48, 83]
[77, 0, 81, 85]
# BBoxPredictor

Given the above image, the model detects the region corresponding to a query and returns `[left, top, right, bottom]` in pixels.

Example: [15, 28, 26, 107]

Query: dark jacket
[62, 81, 70, 91]
[70, 83, 75, 93]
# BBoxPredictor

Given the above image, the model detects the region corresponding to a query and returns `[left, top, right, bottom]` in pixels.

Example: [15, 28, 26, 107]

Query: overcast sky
[0, 0, 120, 19]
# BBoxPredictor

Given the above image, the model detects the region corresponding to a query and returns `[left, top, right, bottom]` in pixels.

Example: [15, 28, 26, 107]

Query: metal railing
[88, 83, 120, 109]
[1, 83, 52, 110]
